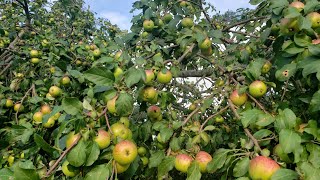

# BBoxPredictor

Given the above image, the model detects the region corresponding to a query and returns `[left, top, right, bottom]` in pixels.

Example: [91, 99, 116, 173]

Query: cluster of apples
[174, 151, 212, 173]
[0, 30, 10, 48]
[32, 104, 61, 128]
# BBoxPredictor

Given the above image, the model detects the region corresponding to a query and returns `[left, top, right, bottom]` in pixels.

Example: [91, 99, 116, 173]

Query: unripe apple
[114, 51, 122, 61]
[157, 69, 172, 84]
[138, 146, 147, 157]
[215, 115, 224, 123]
[49, 86, 62, 97]
[107, 96, 117, 115]
[114, 161, 130, 174]
[261, 61, 272, 74]
[280, 18, 299, 35]
[307, 12, 320, 29]
[180, 0, 188, 7]
[249, 156, 280, 180]
[113, 140, 138, 165]
[249, 81, 267, 98]
[90, 44, 97, 50]
[198, 38, 212, 50]
[7, 155, 14, 166]
[119, 117, 130, 127]
[201, 46, 213, 56]
[181, 17, 194, 28]
[62, 160, 79, 177]
[41, 39, 49, 47]
[143, 19, 154, 32]
[141, 156, 149, 166]
[189, 103, 197, 111]
[195, 151, 212, 173]
[43, 117, 55, 128]
[93, 48, 101, 57]
[163, 13, 173, 23]
[230, 90, 248, 106]
[14, 103, 24, 112]
[114, 67, 123, 78]
[65, 131, 81, 149]
[175, 154, 193, 173]
[142, 86, 157, 102]
[30, 49, 39, 58]
[261, 148, 270, 157]
[61, 76, 71, 85]
[41, 104, 51, 115]
[94, 129, 111, 149]
[111, 123, 130, 140]
[147, 105, 161, 119]
[33, 111, 43, 123]
[31, 57, 40, 64]
[289, 1, 304, 12]
[144, 70, 155, 84]
[5, 99, 14, 108]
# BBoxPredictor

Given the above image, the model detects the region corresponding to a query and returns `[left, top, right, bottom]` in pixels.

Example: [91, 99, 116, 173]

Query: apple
[249, 81, 267, 98]
[141, 86, 157, 102]
[41, 39, 49, 47]
[62, 160, 79, 177]
[199, 38, 212, 50]
[249, 156, 280, 180]
[52, 112, 61, 120]
[144, 69, 155, 84]
[143, 19, 154, 32]
[175, 154, 193, 173]
[49, 86, 62, 97]
[93, 48, 101, 57]
[50, 67, 56, 73]
[289, 1, 304, 12]
[181, 17, 194, 28]
[61, 76, 71, 85]
[43, 117, 55, 128]
[90, 44, 97, 50]
[230, 90, 248, 106]
[189, 103, 197, 111]
[111, 123, 130, 140]
[201, 46, 213, 56]
[280, 18, 299, 35]
[138, 146, 147, 157]
[141, 31, 149, 38]
[312, 39, 320, 45]
[113, 140, 138, 165]
[30, 49, 39, 58]
[261, 61, 272, 74]
[7, 155, 14, 166]
[261, 148, 270, 157]
[13, 103, 24, 112]
[195, 151, 212, 173]
[107, 96, 117, 115]
[5, 99, 14, 108]
[114, 67, 123, 78]
[41, 104, 51, 115]
[157, 69, 172, 84]
[30, 57, 40, 64]
[119, 117, 130, 127]
[94, 129, 111, 149]
[65, 131, 81, 149]
[307, 12, 320, 29]
[114, 51, 122, 61]
[180, 0, 188, 7]
[33, 111, 43, 123]
[163, 13, 173, 23]
[114, 161, 130, 174]
[147, 105, 161, 119]
[273, 144, 292, 163]
[215, 115, 224, 123]
[141, 156, 149, 166]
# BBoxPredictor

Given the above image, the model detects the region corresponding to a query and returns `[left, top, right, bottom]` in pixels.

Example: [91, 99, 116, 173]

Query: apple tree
[0, 0, 320, 179]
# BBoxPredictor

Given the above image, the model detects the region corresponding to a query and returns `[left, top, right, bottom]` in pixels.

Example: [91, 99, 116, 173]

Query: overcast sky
[84, 0, 255, 30]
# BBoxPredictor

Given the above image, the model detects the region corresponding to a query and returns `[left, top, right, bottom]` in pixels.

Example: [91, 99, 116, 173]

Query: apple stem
[199, 104, 230, 132]
[110, 161, 115, 180]
[45, 135, 81, 177]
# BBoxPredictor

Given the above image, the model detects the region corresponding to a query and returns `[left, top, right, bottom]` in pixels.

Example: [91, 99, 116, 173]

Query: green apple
[181, 17, 194, 28]
[119, 117, 130, 127]
[144, 69, 155, 84]
[215, 115, 224, 123]
[141, 156, 149, 166]
[195, 151, 212, 173]
[114, 51, 122, 61]
[49, 86, 62, 97]
[141, 86, 157, 102]
[174, 154, 193, 173]
[199, 38, 212, 50]
[94, 129, 111, 149]
[280, 18, 299, 35]
[5, 99, 14, 108]
[114, 161, 130, 174]
[201, 46, 213, 56]
[93, 48, 101, 57]
[113, 140, 138, 165]
[30, 57, 40, 64]
[261, 61, 272, 74]
[111, 123, 130, 140]
[189, 103, 197, 111]
[249, 156, 280, 180]
[157, 69, 172, 84]
[30, 49, 39, 58]
[62, 160, 79, 177]
[143, 19, 154, 32]
[163, 13, 173, 23]
[230, 90, 248, 106]
[138, 146, 147, 157]
[249, 81, 267, 98]
[43, 117, 55, 128]
[307, 12, 320, 29]
[107, 96, 117, 115]
[33, 111, 43, 124]
[114, 67, 123, 78]
[65, 131, 81, 149]
[61, 76, 71, 85]
[13, 103, 24, 112]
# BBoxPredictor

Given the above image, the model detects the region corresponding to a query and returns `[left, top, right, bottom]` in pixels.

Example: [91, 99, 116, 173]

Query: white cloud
[206, 0, 255, 12]
[100, 11, 131, 30]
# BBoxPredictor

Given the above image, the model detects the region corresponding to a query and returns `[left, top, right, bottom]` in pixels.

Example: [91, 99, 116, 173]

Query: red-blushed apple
[62, 160, 79, 177]
[33, 111, 43, 124]
[230, 90, 248, 106]
[113, 140, 138, 165]
[141, 86, 157, 102]
[41, 104, 52, 115]
[144, 69, 155, 84]
[195, 151, 212, 173]
[94, 129, 111, 149]
[174, 154, 193, 173]
[249, 156, 280, 180]
[157, 69, 172, 84]
[114, 161, 130, 174]
[65, 131, 81, 149]
[147, 105, 161, 119]
[107, 96, 117, 115]
[289, 1, 304, 12]
[111, 123, 130, 140]
[249, 80, 267, 98]
[49, 85, 62, 97]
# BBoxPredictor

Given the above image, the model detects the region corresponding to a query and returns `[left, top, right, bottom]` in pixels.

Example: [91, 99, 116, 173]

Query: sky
[84, 0, 255, 30]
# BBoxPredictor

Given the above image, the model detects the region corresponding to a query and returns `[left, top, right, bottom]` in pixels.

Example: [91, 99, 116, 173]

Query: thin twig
[246, 93, 268, 114]
[104, 109, 112, 134]
[0, 61, 13, 76]
[182, 106, 201, 126]
[15, 84, 35, 124]
[199, 105, 230, 132]
[45, 135, 81, 176]
[177, 43, 195, 63]
[222, 16, 268, 31]
[281, 80, 289, 101]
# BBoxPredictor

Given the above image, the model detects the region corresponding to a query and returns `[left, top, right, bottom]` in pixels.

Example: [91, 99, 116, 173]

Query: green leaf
[309, 90, 320, 112]
[149, 151, 165, 168]
[0, 168, 13, 180]
[34, 134, 59, 158]
[240, 109, 264, 128]
[271, 169, 299, 180]
[256, 113, 275, 127]
[84, 67, 114, 86]
[85, 164, 111, 180]
[270, 0, 289, 15]
[249, 0, 264, 5]
[299, 162, 320, 180]
[115, 92, 133, 117]
[294, 33, 312, 47]
[157, 156, 175, 179]
[306, 143, 320, 168]
[67, 139, 87, 167]
[160, 128, 174, 143]
[244, 58, 265, 80]
[275, 63, 297, 81]
[85, 142, 100, 166]
[125, 68, 144, 88]
[298, 59, 320, 81]
[274, 108, 297, 131]
[62, 97, 82, 115]
[207, 149, 230, 173]
[187, 162, 201, 180]
[304, 120, 320, 140]
[279, 129, 301, 154]
[233, 157, 249, 177]
[203, 125, 216, 131]
[169, 137, 181, 151]
[13, 165, 39, 180]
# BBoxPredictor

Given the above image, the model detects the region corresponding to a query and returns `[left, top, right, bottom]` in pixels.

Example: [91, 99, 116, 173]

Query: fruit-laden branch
[178, 68, 214, 77]
[104, 109, 113, 134]
[199, 104, 230, 132]
[222, 16, 268, 31]
[46, 135, 81, 177]
[228, 99, 262, 152]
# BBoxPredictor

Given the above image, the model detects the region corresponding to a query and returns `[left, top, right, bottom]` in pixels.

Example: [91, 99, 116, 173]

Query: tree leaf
[13, 164, 39, 180]
[244, 58, 265, 80]
[62, 97, 82, 115]
[84, 164, 111, 180]
[279, 129, 301, 154]
[149, 151, 165, 168]
[169, 137, 180, 151]
[298, 59, 320, 81]
[309, 90, 320, 112]
[160, 127, 174, 143]
[240, 109, 264, 128]
[207, 148, 230, 173]
[187, 162, 201, 180]
[84, 67, 114, 86]
[274, 108, 297, 131]
[115, 92, 133, 117]
[271, 169, 298, 180]
[0, 168, 13, 180]
[67, 139, 87, 167]
[85, 142, 100, 166]
[275, 63, 297, 82]
[34, 134, 59, 158]
[125, 68, 143, 88]
[306, 143, 320, 169]
[298, 162, 320, 180]
[157, 156, 175, 179]
[233, 157, 249, 177]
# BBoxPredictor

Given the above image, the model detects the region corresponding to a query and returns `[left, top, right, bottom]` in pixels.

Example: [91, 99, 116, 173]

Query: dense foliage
[0, 0, 320, 179]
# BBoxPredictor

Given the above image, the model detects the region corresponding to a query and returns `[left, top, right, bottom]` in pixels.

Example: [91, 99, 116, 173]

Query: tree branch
[178, 68, 214, 77]
[177, 43, 195, 63]
[222, 16, 268, 31]
[182, 106, 201, 126]
[199, 105, 230, 132]
[15, 84, 35, 124]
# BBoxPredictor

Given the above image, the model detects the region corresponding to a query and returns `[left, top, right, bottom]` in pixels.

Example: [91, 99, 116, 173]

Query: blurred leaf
[233, 157, 249, 177]
[306, 143, 320, 168]
[84, 67, 114, 86]
[274, 108, 297, 131]
[309, 90, 320, 112]
[125, 68, 144, 88]
[67, 139, 87, 167]
[116, 92, 133, 117]
[13, 164, 39, 180]
[187, 162, 201, 180]
[207, 149, 230, 173]
[0, 168, 13, 180]
[149, 151, 165, 168]
[62, 97, 82, 115]
[279, 129, 301, 154]
[160, 128, 173, 143]
[240, 109, 264, 128]
[34, 134, 59, 158]
[84, 164, 110, 180]
[85, 142, 100, 166]
[169, 137, 180, 151]
[298, 162, 320, 180]
[244, 58, 265, 80]
[157, 156, 175, 179]
[271, 169, 298, 180]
